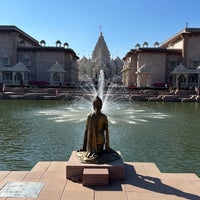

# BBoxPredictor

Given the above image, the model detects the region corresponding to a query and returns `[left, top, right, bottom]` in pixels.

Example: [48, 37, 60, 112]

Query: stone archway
[136, 64, 151, 87]
[48, 62, 65, 86]
[14, 72, 23, 85]
[53, 73, 60, 84]
[178, 74, 186, 88]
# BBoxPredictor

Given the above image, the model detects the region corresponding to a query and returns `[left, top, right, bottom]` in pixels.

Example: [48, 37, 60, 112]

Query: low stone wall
[1, 87, 200, 102]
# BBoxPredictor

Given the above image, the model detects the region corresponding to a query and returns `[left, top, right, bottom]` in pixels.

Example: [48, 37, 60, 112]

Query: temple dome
[172, 63, 188, 74]
[13, 61, 29, 71]
[48, 62, 65, 72]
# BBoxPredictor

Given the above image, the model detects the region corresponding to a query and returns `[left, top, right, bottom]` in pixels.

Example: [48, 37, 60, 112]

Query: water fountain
[36, 70, 167, 125]
[80, 69, 128, 112]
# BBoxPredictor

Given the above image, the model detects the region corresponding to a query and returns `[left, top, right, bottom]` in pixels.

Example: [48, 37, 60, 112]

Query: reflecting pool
[0, 100, 200, 177]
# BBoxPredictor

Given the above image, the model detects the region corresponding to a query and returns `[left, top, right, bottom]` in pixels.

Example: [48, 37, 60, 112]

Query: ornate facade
[122, 28, 200, 88]
[0, 26, 79, 86]
[78, 32, 123, 83]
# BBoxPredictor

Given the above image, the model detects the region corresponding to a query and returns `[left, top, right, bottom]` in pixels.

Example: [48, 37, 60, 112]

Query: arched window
[22, 54, 31, 66]
[2, 54, 10, 66]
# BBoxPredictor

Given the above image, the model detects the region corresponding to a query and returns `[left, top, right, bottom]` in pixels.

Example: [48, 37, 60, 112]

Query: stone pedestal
[66, 151, 125, 180]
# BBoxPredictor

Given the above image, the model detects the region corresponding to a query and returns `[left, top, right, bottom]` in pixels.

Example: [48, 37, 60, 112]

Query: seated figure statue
[77, 96, 120, 164]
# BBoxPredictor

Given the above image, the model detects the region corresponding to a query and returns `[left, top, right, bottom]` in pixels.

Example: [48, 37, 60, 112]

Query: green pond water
[0, 99, 200, 177]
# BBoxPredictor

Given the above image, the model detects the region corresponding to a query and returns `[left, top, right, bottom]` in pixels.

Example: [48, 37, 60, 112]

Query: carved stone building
[78, 32, 123, 83]
[0, 25, 79, 86]
[122, 28, 200, 88]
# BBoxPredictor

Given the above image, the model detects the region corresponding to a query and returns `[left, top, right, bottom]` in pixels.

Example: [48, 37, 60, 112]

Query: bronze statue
[77, 96, 120, 164]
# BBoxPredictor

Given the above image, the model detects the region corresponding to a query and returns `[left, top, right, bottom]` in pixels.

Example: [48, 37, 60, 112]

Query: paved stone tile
[125, 162, 162, 179]
[47, 161, 66, 172]
[126, 191, 160, 200]
[95, 180, 124, 191]
[193, 180, 200, 193]
[39, 179, 67, 189]
[1, 161, 200, 200]
[123, 178, 159, 193]
[0, 171, 29, 187]
[24, 171, 46, 179]
[22, 177, 40, 182]
[161, 173, 200, 180]
[0, 172, 10, 180]
[158, 194, 189, 200]
[0, 182, 6, 190]
[30, 162, 51, 172]
[64, 180, 94, 192]
[125, 162, 146, 176]
[61, 191, 94, 200]
[41, 171, 65, 180]
[142, 162, 161, 176]
[35, 180, 66, 200]
[5, 198, 27, 200]
[161, 179, 200, 198]
[2, 171, 28, 181]
[35, 191, 63, 200]
[95, 191, 127, 200]
[124, 163, 138, 180]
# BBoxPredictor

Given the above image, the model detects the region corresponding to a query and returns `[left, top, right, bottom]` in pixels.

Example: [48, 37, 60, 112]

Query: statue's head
[93, 96, 102, 111]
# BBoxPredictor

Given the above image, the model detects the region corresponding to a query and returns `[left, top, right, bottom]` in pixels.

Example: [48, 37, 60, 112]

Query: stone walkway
[0, 161, 200, 200]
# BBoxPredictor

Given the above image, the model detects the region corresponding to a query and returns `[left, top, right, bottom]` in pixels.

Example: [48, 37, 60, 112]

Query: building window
[192, 61, 200, 69]
[20, 40, 25, 46]
[2, 55, 10, 66]
[169, 61, 179, 69]
[22, 54, 31, 67]
[22, 58, 32, 66]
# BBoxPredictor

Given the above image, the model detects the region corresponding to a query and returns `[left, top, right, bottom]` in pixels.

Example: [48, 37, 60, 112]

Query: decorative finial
[100, 26, 102, 35]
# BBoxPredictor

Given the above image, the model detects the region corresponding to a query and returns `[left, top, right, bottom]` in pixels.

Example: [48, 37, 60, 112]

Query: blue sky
[0, 0, 200, 59]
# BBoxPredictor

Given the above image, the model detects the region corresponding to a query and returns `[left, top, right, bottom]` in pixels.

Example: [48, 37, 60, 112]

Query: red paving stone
[0, 161, 200, 200]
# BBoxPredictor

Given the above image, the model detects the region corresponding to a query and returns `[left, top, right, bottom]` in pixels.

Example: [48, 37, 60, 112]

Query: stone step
[82, 168, 109, 186]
